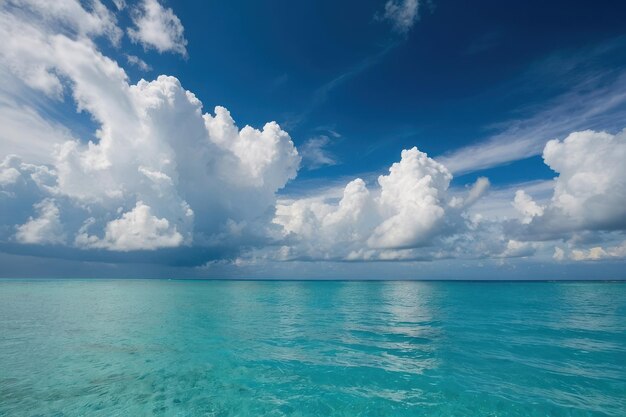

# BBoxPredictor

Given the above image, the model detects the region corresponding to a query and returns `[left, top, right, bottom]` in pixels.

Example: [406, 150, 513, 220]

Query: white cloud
[570, 241, 626, 261]
[203, 106, 300, 191]
[271, 126, 626, 263]
[275, 177, 377, 258]
[125, 54, 152, 71]
[438, 65, 626, 175]
[571, 247, 607, 261]
[0, 71, 76, 164]
[511, 129, 626, 237]
[15, 198, 66, 244]
[553, 246, 565, 261]
[2, 0, 625, 269]
[7, 0, 122, 45]
[128, 0, 187, 56]
[0, 156, 22, 187]
[500, 129, 626, 259]
[380, 0, 420, 34]
[449, 176, 490, 208]
[513, 190, 544, 224]
[464, 177, 491, 207]
[0, 1, 300, 252]
[498, 239, 538, 258]
[273, 147, 489, 261]
[0, 154, 57, 197]
[0, 0, 122, 99]
[76, 202, 184, 251]
[467, 179, 553, 222]
[541, 129, 626, 230]
[368, 147, 452, 249]
[45, 71, 299, 249]
[0, 11, 63, 97]
[299, 135, 338, 170]
[112, 0, 126, 11]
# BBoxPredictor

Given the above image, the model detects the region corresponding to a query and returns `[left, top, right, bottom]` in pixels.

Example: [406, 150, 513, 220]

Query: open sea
[0, 280, 625, 417]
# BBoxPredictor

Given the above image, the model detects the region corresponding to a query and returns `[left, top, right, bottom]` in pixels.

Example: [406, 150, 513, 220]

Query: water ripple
[0, 280, 625, 416]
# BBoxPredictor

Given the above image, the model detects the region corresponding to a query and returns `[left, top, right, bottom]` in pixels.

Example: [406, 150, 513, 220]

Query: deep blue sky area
[1, 0, 626, 278]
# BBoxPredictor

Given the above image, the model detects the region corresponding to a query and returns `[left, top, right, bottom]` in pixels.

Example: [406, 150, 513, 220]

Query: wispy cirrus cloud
[125, 54, 152, 71]
[439, 41, 626, 175]
[285, 0, 429, 128]
[440, 74, 626, 174]
[300, 135, 339, 170]
[284, 42, 397, 128]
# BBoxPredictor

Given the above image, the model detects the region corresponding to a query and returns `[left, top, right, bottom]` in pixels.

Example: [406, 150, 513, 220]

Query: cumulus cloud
[30, 70, 297, 250]
[513, 190, 544, 224]
[1, 0, 624, 270]
[380, 0, 421, 34]
[368, 148, 452, 249]
[75, 202, 185, 251]
[273, 147, 493, 261]
[128, 0, 187, 56]
[516, 129, 626, 235]
[0, 0, 299, 254]
[275, 177, 377, 260]
[570, 241, 626, 261]
[15, 199, 66, 245]
[491, 129, 626, 265]
[270, 127, 626, 264]
[542, 130, 626, 229]
[0, 154, 57, 205]
[203, 106, 300, 191]
[0, 156, 22, 187]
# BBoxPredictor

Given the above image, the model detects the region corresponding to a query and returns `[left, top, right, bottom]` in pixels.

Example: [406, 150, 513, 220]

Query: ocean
[0, 280, 624, 416]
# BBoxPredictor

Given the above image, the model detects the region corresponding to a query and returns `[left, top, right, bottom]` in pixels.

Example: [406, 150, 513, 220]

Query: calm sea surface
[0, 280, 625, 417]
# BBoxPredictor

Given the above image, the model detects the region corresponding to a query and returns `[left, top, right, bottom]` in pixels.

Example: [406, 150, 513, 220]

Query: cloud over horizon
[0, 0, 625, 277]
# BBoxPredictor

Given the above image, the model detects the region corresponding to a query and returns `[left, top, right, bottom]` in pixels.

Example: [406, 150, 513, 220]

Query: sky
[0, 0, 625, 279]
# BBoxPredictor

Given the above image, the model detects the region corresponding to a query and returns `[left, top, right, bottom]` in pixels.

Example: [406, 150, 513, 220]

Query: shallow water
[0, 280, 625, 416]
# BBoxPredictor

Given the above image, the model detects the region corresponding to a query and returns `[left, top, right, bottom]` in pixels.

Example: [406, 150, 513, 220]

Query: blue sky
[1, 0, 625, 279]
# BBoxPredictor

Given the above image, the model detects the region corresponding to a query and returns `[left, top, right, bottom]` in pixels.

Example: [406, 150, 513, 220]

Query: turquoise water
[0, 280, 625, 417]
